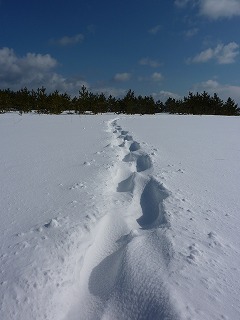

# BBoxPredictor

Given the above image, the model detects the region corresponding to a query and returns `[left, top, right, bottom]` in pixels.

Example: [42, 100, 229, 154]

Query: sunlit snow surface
[0, 113, 240, 320]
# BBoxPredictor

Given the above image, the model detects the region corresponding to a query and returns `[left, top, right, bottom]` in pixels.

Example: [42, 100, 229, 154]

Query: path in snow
[68, 119, 182, 319]
[1, 114, 240, 320]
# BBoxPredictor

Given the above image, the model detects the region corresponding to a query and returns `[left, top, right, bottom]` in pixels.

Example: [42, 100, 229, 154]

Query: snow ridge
[71, 119, 182, 319]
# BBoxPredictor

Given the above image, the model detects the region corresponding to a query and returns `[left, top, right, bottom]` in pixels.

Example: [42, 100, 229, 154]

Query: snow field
[118, 114, 240, 320]
[0, 114, 115, 319]
[1, 113, 240, 320]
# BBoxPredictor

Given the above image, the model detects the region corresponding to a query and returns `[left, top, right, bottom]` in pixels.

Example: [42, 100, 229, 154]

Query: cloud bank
[51, 33, 84, 46]
[200, 0, 240, 19]
[113, 73, 131, 82]
[188, 42, 239, 64]
[175, 0, 240, 19]
[0, 47, 87, 94]
[194, 79, 240, 102]
[139, 57, 161, 68]
[151, 72, 164, 82]
[152, 90, 181, 101]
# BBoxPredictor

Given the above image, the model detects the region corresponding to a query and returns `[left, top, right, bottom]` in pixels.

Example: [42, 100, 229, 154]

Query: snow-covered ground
[0, 113, 240, 320]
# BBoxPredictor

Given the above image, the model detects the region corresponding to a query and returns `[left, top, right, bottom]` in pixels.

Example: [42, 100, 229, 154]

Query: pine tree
[223, 97, 239, 116]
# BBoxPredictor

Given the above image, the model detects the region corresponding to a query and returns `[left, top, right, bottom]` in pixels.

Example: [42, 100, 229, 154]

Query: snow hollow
[0, 113, 240, 320]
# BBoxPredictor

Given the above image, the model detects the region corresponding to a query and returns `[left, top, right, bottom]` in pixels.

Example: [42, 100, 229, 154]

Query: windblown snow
[0, 113, 240, 320]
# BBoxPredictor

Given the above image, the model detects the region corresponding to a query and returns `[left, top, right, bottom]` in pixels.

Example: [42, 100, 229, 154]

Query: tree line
[0, 86, 239, 116]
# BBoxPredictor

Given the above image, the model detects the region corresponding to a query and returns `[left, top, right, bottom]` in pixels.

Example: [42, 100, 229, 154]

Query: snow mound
[44, 218, 59, 228]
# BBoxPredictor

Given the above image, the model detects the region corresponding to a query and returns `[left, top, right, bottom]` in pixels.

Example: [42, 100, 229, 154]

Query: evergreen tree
[210, 93, 224, 115]
[35, 87, 48, 113]
[122, 89, 138, 114]
[223, 97, 239, 116]
[0, 85, 239, 116]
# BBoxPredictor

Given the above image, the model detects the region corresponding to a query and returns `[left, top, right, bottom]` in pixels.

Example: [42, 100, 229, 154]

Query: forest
[0, 86, 239, 116]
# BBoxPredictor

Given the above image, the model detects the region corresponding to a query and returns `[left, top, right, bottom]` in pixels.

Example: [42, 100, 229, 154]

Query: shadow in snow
[124, 135, 133, 141]
[88, 246, 125, 300]
[137, 177, 169, 229]
[136, 154, 152, 172]
[122, 152, 137, 162]
[119, 142, 125, 147]
[117, 173, 135, 193]
[129, 141, 140, 152]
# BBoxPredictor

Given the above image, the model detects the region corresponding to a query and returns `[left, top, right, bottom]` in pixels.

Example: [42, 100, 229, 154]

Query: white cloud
[194, 79, 240, 102]
[151, 72, 163, 82]
[138, 72, 164, 83]
[139, 57, 161, 68]
[201, 79, 219, 89]
[48, 74, 88, 94]
[0, 47, 20, 75]
[0, 47, 87, 95]
[52, 33, 84, 46]
[176, 0, 240, 19]
[0, 47, 57, 85]
[188, 42, 239, 64]
[152, 90, 181, 101]
[148, 25, 161, 35]
[92, 87, 126, 98]
[190, 48, 215, 63]
[200, 0, 240, 19]
[217, 42, 239, 64]
[21, 53, 57, 70]
[113, 72, 131, 82]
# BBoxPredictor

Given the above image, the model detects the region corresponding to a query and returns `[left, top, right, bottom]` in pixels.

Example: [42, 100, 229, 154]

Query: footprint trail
[73, 119, 183, 319]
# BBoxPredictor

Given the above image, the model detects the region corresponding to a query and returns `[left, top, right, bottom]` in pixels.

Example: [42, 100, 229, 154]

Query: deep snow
[0, 113, 240, 320]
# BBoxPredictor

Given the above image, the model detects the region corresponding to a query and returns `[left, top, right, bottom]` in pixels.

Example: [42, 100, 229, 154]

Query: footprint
[124, 135, 133, 141]
[117, 173, 135, 193]
[122, 152, 137, 162]
[137, 178, 169, 229]
[119, 142, 125, 147]
[88, 246, 125, 300]
[187, 244, 202, 262]
[136, 154, 152, 172]
[129, 141, 140, 152]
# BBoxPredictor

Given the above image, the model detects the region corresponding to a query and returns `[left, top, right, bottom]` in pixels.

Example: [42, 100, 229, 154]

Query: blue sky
[1, 0, 240, 102]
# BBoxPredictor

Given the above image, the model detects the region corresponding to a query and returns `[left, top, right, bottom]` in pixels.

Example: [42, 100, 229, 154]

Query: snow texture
[0, 113, 240, 320]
